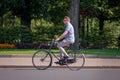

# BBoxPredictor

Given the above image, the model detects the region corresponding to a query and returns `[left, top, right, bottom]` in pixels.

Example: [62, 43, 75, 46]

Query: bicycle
[32, 39, 85, 70]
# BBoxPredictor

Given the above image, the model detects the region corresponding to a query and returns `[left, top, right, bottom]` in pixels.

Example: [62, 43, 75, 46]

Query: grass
[81, 49, 120, 56]
[0, 49, 59, 55]
[0, 49, 120, 56]
[0, 49, 38, 54]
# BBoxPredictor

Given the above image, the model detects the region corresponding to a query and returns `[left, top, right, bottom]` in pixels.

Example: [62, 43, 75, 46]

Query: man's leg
[57, 40, 71, 59]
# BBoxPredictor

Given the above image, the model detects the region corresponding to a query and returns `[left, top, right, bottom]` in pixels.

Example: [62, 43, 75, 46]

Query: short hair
[64, 16, 70, 22]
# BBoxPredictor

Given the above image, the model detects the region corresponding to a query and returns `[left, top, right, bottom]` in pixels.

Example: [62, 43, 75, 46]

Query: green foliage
[0, 0, 9, 17]
[48, 0, 69, 25]
[80, 0, 93, 10]
[91, 0, 120, 21]
[19, 26, 33, 43]
[0, 22, 65, 44]
[0, 26, 16, 43]
[85, 22, 119, 49]
[108, 0, 120, 7]
[0, 25, 33, 44]
[0, 0, 120, 49]
[32, 25, 64, 43]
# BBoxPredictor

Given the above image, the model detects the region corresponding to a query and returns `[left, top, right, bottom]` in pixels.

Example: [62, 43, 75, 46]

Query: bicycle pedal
[59, 62, 66, 65]
[67, 59, 75, 63]
[55, 61, 66, 65]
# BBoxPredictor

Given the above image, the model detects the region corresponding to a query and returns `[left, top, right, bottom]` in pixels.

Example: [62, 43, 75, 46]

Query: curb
[0, 65, 120, 69]
[0, 54, 120, 59]
[0, 54, 32, 58]
[85, 55, 120, 59]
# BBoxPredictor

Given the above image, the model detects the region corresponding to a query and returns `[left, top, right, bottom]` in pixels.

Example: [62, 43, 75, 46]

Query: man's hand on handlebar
[55, 38, 60, 42]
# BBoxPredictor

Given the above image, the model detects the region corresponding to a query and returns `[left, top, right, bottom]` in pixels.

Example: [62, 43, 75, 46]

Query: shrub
[15, 43, 40, 49]
[15, 42, 57, 49]
[15, 43, 49, 49]
[84, 26, 119, 49]
[0, 25, 33, 44]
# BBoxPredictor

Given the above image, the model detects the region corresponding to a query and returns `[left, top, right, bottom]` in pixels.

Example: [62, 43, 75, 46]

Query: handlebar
[52, 39, 55, 44]
[51, 38, 58, 44]
[49, 39, 57, 50]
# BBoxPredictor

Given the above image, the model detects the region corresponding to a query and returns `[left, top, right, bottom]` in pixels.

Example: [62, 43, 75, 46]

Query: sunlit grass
[81, 49, 120, 56]
[0, 49, 120, 56]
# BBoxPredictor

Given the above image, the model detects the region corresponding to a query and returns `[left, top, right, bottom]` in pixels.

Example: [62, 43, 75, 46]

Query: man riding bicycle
[55, 16, 75, 64]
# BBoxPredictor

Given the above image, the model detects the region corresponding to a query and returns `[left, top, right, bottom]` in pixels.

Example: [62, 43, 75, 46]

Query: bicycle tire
[32, 49, 52, 70]
[66, 47, 85, 71]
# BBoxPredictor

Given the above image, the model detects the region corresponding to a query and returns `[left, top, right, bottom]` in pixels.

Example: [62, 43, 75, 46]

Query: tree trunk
[0, 16, 4, 27]
[98, 14, 104, 35]
[69, 0, 80, 51]
[86, 16, 89, 47]
[21, 15, 31, 29]
[81, 15, 85, 47]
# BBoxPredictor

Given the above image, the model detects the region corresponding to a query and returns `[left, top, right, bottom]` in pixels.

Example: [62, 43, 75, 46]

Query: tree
[48, 0, 69, 25]
[79, 0, 120, 35]
[70, 0, 80, 50]
[93, 0, 120, 35]
[9, 0, 51, 29]
[79, 0, 94, 47]
[0, 0, 9, 26]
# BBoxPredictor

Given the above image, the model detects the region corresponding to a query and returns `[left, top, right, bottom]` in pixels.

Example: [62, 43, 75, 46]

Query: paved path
[0, 54, 120, 68]
[0, 68, 120, 80]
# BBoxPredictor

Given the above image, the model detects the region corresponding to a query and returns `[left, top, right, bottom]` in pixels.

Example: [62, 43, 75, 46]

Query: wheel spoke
[66, 46, 85, 70]
[32, 50, 52, 70]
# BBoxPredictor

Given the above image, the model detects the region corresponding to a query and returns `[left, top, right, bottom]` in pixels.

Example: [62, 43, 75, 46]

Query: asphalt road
[0, 68, 120, 80]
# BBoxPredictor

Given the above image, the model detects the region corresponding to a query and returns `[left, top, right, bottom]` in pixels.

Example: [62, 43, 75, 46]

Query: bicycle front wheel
[32, 50, 52, 70]
[66, 50, 85, 71]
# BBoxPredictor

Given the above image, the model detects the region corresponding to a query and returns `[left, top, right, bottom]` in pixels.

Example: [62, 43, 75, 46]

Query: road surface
[0, 68, 120, 80]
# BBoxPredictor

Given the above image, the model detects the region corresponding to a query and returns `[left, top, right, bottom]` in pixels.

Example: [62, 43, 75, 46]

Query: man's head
[63, 16, 70, 24]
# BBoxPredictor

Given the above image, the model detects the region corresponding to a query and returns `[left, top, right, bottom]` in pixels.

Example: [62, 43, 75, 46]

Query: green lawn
[81, 49, 120, 56]
[0, 49, 120, 56]
[0, 49, 38, 54]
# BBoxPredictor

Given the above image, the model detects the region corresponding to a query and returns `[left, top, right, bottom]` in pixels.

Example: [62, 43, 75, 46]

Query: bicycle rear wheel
[32, 49, 52, 70]
[66, 48, 85, 71]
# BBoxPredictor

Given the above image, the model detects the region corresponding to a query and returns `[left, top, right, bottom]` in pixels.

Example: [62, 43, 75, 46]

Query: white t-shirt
[65, 22, 75, 43]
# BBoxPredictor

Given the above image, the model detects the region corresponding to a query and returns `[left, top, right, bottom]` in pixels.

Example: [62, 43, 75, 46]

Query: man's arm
[56, 30, 68, 41]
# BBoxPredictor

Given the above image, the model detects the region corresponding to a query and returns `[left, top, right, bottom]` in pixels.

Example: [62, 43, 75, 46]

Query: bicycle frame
[47, 39, 76, 61]
[47, 39, 60, 61]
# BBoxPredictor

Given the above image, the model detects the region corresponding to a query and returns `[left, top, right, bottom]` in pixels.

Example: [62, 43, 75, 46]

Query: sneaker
[55, 61, 59, 64]
[55, 60, 66, 65]
[63, 56, 69, 59]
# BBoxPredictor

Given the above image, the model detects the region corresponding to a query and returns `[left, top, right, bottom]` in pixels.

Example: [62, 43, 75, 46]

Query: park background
[0, 0, 120, 55]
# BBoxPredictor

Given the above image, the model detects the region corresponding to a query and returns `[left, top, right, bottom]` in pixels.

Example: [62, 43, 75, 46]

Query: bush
[32, 25, 64, 43]
[16, 43, 40, 49]
[0, 25, 33, 44]
[84, 26, 119, 49]
[16, 43, 48, 49]
[15, 42, 57, 49]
